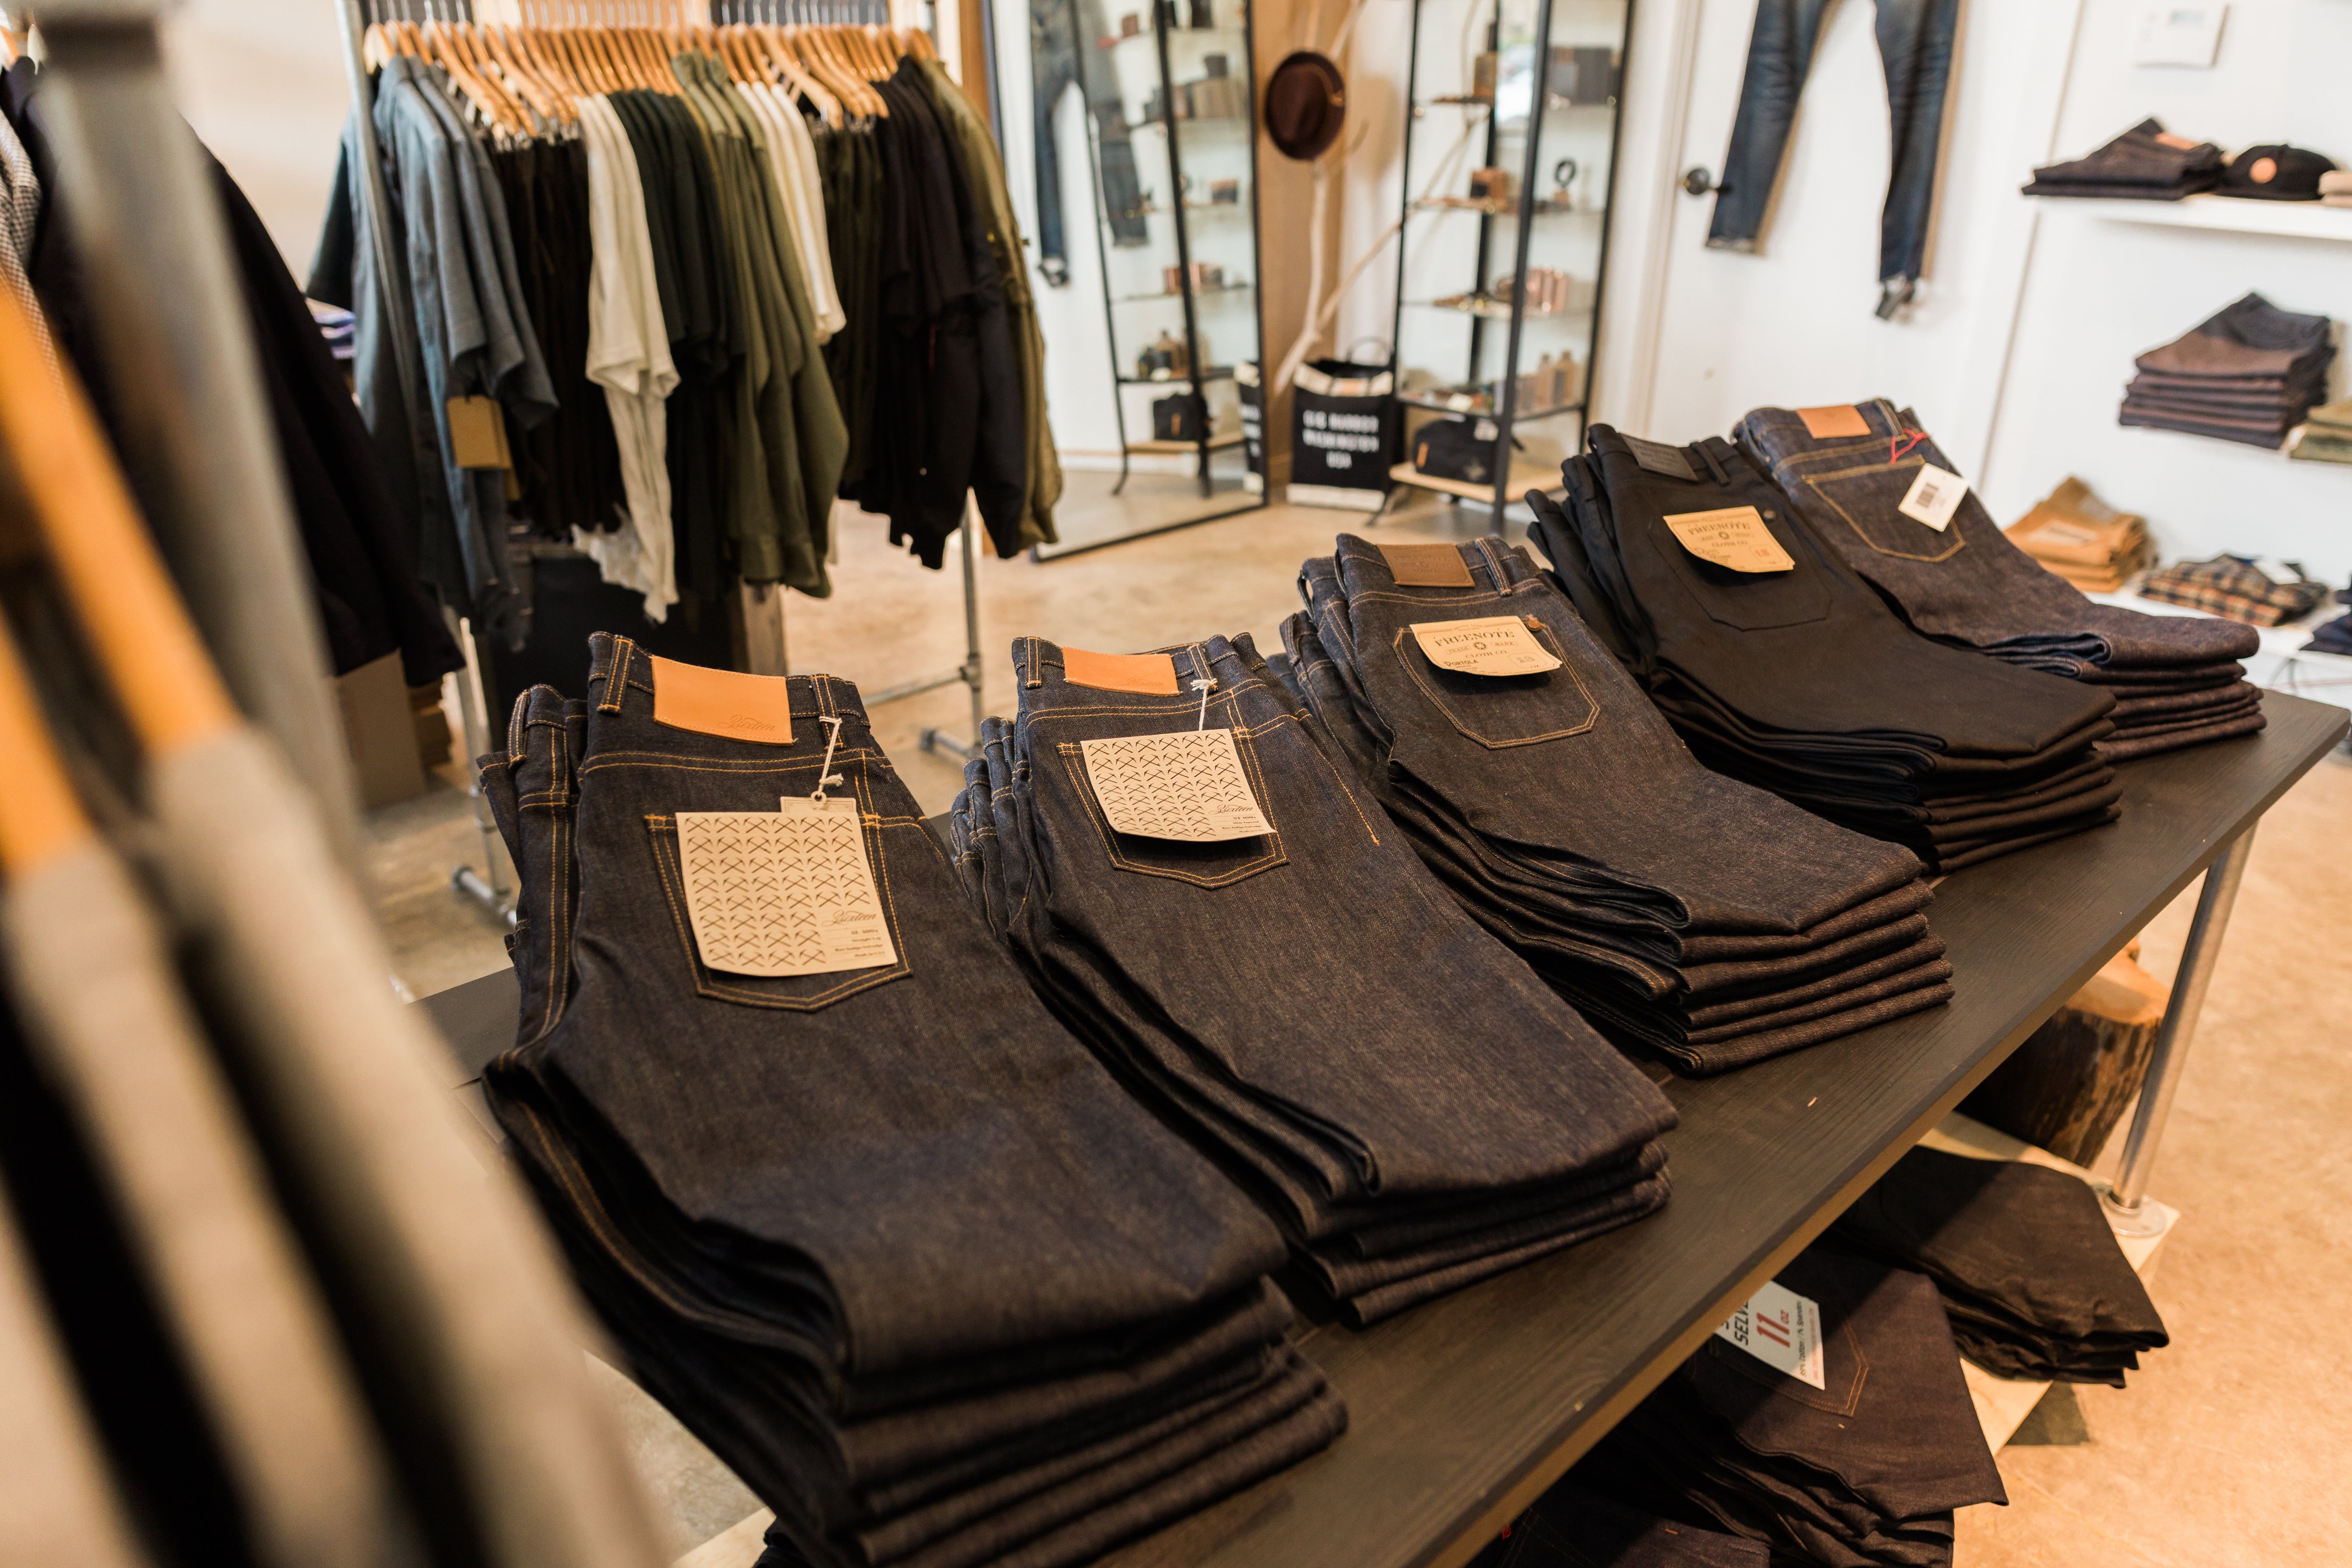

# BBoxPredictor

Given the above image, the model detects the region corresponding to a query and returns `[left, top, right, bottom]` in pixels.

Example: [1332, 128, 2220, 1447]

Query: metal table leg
[919, 512, 986, 765]
[2101, 823, 2258, 1236]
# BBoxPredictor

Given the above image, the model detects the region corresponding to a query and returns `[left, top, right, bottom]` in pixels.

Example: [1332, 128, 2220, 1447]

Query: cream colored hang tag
[1715, 1278, 1826, 1390]
[446, 395, 511, 470]
[1896, 463, 1966, 533]
[1079, 729, 1273, 842]
[675, 804, 897, 978]
[1664, 507, 1795, 573]
[1409, 616, 1562, 676]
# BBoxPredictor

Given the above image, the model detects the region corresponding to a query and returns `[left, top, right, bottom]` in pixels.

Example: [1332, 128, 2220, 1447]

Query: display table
[419, 690, 2345, 1568]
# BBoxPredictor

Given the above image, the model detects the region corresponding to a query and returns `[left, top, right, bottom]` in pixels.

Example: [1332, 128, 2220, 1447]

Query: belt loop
[1694, 440, 1732, 488]
[815, 674, 836, 721]
[599, 637, 634, 713]
[1024, 636, 1044, 690]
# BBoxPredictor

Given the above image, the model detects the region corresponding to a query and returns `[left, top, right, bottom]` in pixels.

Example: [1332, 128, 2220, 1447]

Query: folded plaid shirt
[2139, 554, 2330, 626]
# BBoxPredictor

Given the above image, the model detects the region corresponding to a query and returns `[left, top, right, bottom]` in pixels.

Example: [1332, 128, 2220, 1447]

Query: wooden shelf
[2038, 192, 2352, 244]
[1387, 459, 1565, 502]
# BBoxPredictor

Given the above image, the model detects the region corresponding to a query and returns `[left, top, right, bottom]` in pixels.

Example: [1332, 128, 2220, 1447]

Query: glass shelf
[1396, 389, 1585, 419]
[1410, 197, 1596, 217]
[1406, 296, 1591, 321]
[1115, 281, 1256, 303]
[1119, 368, 1240, 385]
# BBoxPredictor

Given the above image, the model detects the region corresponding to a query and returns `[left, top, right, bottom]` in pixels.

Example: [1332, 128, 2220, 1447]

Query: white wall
[1979, 0, 2352, 582]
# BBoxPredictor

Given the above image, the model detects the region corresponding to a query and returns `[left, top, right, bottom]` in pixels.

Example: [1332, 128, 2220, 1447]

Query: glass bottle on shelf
[1386, 0, 1628, 517]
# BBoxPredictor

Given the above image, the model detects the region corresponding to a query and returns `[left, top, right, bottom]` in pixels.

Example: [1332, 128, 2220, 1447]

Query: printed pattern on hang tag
[676, 805, 897, 977]
[1623, 434, 1698, 482]
[1715, 1279, 1826, 1389]
[1897, 463, 1966, 533]
[1410, 616, 1563, 676]
[1079, 729, 1274, 842]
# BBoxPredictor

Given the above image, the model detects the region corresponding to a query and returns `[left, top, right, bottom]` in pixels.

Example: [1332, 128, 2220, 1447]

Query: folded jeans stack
[1571, 1245, 2009, 1568]
[2288, 397, 2352, 464]
[2321, 168, 2352, 209]
[1829, 1148, 2168, 1386]
[2001, 477, 2153, 592]
[1538, 429, 2123, 871]
[1733, 401, 2265, 764]
[1279, 534, 1951, 1074]
[948, 633, 1679, 1323]
[2119, 292, 2335, 449]
[2302, 585, 2352, 655]
[2021, 118, 2221, 199]
[2139, 552, 2330, 626]
[1467, 1481, 1768, 1568]
[477, 634, 1344, 1568]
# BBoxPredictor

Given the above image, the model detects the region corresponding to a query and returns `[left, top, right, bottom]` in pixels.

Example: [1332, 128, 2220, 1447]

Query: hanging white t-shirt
[738, 81, 845, 342]
[577, 95, 680, 620]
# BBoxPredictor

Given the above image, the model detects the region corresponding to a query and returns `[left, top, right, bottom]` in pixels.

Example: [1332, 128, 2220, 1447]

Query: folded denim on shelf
[2139, 554, 2330, 625]
[2022, 118, 2222, 199]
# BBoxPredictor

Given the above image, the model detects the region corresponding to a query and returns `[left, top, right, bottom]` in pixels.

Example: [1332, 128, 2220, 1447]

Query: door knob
[1681, 166, 1719, 196]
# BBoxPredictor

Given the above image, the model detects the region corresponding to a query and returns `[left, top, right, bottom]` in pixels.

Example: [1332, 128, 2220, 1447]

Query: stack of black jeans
[1571, 1245, 2008, 1568]
[2120, 292, 2336, 449]
[478, 633, 1344, 1568]
[1829, 1148, 2168, 1386]
[948, 634, 1679, 1324]
[1734, 400, 2265, 763]
[2304, 585, 2352, 654]
[2021, 118, 2222, 199]
[1537, 429, 2122, 871]
[1280, 536, 1951, 1075]
[1467, 1480, 1768, 1568]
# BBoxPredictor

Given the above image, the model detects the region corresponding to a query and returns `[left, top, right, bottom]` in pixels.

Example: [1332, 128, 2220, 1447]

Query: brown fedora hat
[1265, 50, 1346, 161]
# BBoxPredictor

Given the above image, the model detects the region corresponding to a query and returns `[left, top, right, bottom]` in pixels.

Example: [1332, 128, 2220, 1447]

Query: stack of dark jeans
[1537, 430, 2122, 870]
[2021, 118, 2222, 199]
[1468, 1480, 1768, 1568]
[478, 633, 1344, 1568]
[1734, 401, 2265, 763]
[1571, 1245, 2008, 1568]
[2303, 586, 2352, 654]
[1829, 1148, 2168, 1386]
[1279, 536, 1951, 1074]
[2119, 293, 2335, 449]
[948, 634, 1679, 1323]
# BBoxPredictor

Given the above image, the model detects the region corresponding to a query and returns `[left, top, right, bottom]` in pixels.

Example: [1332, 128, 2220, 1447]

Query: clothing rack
[335, 0, 990, 926]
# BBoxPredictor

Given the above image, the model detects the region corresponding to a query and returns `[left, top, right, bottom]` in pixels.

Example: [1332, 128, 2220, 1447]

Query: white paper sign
[675, 803, 897, 977]
[1410, 617, 1564, 677]
[2251, 556, 2302, 586]
[2131, 4, 2225, 67]
[1897, 463, 1966, 533]
[1079, 730, 1274, 842]
[1715, 1279, 1826, 1389]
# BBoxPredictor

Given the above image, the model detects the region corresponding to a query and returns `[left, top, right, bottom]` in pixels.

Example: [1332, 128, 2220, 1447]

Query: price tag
[2251, 557, 2303, 586]
[1896, 463, 1966, 532]
[1079, 730, 1273, 842]
[1409, 616, 1562, 676]
[1664, 507, 1795, 573]
[1715, 1279, 1825, 1389]
[675, 804, 896, 978]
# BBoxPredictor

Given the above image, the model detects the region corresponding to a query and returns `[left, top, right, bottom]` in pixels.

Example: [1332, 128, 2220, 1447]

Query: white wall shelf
[2038, 193, 2352, 245]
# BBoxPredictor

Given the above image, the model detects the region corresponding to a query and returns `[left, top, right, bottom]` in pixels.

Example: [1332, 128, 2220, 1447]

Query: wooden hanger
[752, 22, 843, 126]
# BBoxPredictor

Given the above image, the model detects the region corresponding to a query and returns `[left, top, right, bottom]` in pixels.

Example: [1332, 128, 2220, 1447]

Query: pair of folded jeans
[1537, 430, 2121, 870]
[947, 632, 1678, 1323]
[1277, 535, 1950, 1073]
[476, 633, 1343, 1568]
[2022, 117, 2222, 199]
[1730, 399, 2267, 765]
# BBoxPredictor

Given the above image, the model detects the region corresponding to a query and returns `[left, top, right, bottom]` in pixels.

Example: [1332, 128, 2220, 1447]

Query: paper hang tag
[1062, 647, 1181, 695]
[1622, 434, 1698, 482]
[447, 395, 511, 470]
[1716, 1279, 1826, 1390]
[676, 805, 897, 978]
[1079, 729, 1274, 842]
[1376, 542, 1475, 588]
[1410, 616, 1562, 677]
[1797, 404, 1871, 440]
[1664, 507, 1795, 573]
[651, 655, 796, 745]
[1896, 463, 1966, 533]
[2251, 556, 2303, 586]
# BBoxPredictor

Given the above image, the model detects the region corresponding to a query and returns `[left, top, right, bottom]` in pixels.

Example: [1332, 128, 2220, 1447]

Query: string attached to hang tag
[808, 715, 846, 803]
[1191, 677, 1216, 730]
[1889, 421, 1928, 466]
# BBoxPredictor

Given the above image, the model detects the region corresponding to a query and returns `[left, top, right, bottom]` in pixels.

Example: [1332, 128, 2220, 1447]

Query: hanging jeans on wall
[1705, 0, 1960, 319]
[1030, 0, 1147, 285]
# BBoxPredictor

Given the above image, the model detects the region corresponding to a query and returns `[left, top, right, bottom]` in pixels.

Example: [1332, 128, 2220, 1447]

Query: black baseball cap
[2219, 144, 2338, 200]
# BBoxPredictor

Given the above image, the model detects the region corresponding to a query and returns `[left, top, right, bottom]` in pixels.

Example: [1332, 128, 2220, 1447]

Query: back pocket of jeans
[644, 816, 912, 1011]
[1054, 741, 1287, 888]
[1804, 461, 1968, 564]
[1392, 620, 1598, 749]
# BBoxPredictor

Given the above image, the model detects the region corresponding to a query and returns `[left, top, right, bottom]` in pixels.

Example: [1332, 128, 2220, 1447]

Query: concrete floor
[371, 494, 2352, 1566]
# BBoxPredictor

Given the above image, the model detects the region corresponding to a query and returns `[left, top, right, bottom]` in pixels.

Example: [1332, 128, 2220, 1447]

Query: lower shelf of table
[1387, 459, 1565, 503]
[1128, 433, 1245, 456]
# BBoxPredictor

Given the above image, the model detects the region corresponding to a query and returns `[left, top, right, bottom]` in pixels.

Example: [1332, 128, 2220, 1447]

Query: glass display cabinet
[1386, 0, 1632, 518]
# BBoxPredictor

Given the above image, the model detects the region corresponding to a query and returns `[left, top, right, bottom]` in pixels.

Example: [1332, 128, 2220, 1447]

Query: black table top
[419, 691, 2345, 1568]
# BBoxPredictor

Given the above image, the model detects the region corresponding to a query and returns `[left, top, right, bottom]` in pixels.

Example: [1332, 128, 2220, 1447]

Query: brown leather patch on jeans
[649, 655, 796, 744]
[1062, 648, 1181, 694]
[1375, 542, 1475, 587]
[1797, 404, 1871, 439]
